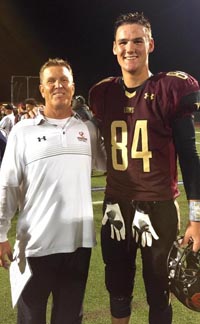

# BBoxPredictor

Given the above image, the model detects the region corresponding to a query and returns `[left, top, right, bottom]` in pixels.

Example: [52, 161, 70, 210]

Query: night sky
[0, 0, 199, 103]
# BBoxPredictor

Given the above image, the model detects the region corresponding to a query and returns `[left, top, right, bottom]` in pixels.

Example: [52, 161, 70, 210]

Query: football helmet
[167, 238, 200, 312]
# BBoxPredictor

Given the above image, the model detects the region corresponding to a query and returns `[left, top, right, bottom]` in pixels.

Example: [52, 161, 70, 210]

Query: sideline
[93, 201, 103, 205]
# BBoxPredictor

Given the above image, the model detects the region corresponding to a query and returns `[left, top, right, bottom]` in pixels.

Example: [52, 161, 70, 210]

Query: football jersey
[89, 71, 200, 201]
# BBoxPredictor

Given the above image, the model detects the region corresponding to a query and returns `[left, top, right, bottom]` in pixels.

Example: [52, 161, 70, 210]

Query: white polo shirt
[0, 114, 104, 258]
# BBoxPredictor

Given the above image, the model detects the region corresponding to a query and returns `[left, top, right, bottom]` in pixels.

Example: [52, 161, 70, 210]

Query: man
[0, 129, 7, 165]
[0, 103, 16, 135]
[14, 102, 27, 123]
[0, 58, 106, 324]
[24, 98, 37, 113]
[14, 99, 37, 124]
[89, 12, 200, 324]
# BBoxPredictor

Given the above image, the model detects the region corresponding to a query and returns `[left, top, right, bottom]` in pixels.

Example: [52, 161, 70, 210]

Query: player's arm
[172, 112, 200, 251]
[85, 120, 106, 171]
[88, 78, 110, 132]
[172, 114, 200, 198]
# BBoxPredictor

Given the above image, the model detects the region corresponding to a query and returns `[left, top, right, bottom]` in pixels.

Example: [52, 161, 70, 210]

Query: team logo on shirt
[124, 107, 135, 114]
[144, 93, 155, 100]
[125, 90, 136, 98]
[77, 131, 87, 142]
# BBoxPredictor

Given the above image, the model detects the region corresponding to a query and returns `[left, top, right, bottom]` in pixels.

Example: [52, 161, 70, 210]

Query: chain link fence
[11, 76, 41, 104]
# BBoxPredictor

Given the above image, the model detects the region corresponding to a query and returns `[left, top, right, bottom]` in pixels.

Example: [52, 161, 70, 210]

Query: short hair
[39, 58, 73, 83]
[24, 98, 37, 106]
[3, 103, 14, 110]
[114, 12, 152, 39]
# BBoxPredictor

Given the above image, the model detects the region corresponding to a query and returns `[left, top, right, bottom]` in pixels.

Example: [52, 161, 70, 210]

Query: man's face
[113, 23, 154, 75]
[39, 66, 75, 110]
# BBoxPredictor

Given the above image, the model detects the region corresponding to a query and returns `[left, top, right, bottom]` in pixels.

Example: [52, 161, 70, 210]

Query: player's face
[39, 66, 75, 113]
[113, 23, 154, 76]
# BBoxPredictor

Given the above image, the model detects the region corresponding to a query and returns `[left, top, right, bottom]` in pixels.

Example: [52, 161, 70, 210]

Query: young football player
[89, 12, 200, 324]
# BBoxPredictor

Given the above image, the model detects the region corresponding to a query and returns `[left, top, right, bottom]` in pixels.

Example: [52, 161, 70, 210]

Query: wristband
[189, 201, 200, 221]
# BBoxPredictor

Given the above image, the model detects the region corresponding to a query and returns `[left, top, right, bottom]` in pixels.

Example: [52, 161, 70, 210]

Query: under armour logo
[37, 136, 46, 142]
[144, 92, 155, 100]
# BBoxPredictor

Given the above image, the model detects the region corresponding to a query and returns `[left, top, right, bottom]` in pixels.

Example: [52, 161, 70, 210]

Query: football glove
[132, 209, 159, 247]
[102, 203, 125, 241]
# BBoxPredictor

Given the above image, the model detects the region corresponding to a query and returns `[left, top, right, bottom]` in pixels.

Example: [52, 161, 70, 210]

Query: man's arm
[85, 119, 107, 172]
[173, 115, 200, 251]
[0, 186, 19, 269]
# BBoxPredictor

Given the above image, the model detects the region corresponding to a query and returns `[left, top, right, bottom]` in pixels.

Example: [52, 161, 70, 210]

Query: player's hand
[132, 210, 159, 247]
[24, 105, 44, 119]
[102, 203, 125, 241]
[0, 240, 13, 269]
[181, 221, 200, 252]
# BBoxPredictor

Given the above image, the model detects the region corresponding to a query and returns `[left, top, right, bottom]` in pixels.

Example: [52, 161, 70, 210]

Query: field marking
[93, 201, 103, 205]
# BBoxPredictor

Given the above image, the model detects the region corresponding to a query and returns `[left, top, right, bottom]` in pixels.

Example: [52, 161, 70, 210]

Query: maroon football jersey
[89, 72, 200, 201]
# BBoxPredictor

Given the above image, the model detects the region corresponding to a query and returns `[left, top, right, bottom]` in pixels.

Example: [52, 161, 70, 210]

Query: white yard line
[93, 201, 103, 205]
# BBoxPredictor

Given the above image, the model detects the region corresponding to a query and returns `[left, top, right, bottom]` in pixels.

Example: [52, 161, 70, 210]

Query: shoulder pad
[95, 77, 116, 86]
[166, 71, 189, 80]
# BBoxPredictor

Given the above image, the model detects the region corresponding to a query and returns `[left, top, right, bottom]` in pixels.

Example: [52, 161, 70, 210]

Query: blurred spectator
[0, 104, 5, 120]
[0, 129, 7, 166]
[0, 104, 16, 136]
[14, 102, 27, 123]
[24, 98, 37, 113]
[72, 95, 93, 121]
[15, 98, 37, 123]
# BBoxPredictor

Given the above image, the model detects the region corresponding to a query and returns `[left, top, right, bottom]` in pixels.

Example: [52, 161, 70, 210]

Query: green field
[1, 128, 200, 323]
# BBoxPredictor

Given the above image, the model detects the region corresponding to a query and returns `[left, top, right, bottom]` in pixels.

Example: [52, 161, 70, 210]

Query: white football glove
[132, 209, 159, 247]
[102, 203, 125, 241]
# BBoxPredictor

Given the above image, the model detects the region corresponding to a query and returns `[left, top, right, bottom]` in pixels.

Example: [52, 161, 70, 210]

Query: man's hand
[0, 240, 13, 269]
[181, 221, 200, 252]
[132, 210, 159, 247]
[102, 203, 125, 241]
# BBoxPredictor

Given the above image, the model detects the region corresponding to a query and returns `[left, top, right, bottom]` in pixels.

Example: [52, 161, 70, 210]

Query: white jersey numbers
[111, 120, 152, 172]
